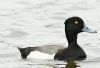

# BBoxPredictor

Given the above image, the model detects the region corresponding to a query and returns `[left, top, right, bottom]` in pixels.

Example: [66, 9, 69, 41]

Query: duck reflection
[65, 59, 80, 68]
[53, 59, 80, 68]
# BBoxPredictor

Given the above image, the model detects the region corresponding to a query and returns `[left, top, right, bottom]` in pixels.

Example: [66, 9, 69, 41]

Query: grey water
[0, 0, 100, 68]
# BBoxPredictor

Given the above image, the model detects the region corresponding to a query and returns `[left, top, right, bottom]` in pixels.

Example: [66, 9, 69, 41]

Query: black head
[64, 16, 97, 44]
[65, 16, 97, 34]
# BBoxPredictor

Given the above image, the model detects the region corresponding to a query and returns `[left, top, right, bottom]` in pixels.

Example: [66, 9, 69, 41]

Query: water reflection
[53, 59, 80, 68]
[65, 59, 80, 68]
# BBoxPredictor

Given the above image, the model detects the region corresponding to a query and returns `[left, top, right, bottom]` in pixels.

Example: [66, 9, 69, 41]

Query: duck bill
[82, 24, 97, 33]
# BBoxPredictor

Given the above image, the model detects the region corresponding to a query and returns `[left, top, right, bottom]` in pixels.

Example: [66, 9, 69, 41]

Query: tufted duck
[18, 16, 97, 61]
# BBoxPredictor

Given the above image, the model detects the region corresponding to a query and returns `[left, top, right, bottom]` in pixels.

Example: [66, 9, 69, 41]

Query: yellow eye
[75, 21, 78, 24]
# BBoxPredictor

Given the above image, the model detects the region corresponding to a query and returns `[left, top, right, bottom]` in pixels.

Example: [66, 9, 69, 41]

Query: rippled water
[0, 0, 100, 68]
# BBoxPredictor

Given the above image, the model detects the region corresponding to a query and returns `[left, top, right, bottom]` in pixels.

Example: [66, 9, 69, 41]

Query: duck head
[65, 17, 97, 44]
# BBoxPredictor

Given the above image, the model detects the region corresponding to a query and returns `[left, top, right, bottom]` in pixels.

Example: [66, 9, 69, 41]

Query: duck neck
[65, 31, 78, 46]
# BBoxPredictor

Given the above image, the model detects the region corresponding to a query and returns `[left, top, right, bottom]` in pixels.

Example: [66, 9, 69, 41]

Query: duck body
[54, 42, 86, 60]
[18, 16, 96, 61]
